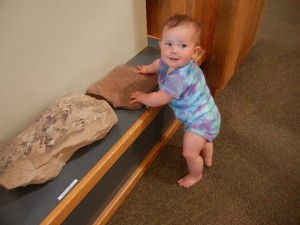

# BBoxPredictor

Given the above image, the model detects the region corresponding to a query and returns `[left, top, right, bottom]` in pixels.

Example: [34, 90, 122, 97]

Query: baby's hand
[130, 91, 144, 104]
[136, 65, 148, 74]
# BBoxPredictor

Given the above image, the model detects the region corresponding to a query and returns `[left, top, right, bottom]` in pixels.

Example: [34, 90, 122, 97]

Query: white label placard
[57, 179, 78, 201]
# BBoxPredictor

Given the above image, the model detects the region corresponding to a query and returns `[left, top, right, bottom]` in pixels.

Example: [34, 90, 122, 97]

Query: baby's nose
[171, 45, 178, 53]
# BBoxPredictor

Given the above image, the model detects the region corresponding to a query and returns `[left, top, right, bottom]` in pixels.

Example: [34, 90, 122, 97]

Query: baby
[130, 15, 221, 188]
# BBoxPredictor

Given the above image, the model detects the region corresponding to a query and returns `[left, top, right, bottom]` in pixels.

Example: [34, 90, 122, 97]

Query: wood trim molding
[195, 50, 207, 66]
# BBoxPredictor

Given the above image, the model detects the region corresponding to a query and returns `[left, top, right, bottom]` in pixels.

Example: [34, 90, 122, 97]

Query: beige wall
[0, 0, 147, 141]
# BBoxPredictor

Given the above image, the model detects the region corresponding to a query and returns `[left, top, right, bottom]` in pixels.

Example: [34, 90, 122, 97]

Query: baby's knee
[182, 149, 198, 160]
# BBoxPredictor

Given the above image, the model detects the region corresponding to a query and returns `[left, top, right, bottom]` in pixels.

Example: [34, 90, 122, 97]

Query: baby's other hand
[130, 91, 143, 104]
[136, 65, 148, 74]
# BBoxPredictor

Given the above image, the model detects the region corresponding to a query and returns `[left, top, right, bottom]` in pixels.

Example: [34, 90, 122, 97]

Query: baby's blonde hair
[162, 14, 201, 46]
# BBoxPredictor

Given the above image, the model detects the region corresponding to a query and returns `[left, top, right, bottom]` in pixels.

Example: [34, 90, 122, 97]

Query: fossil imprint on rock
[0, 93, 118, 189]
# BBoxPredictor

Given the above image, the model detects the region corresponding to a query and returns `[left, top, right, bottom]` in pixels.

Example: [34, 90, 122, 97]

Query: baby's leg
[201, 142, 213, 167]
[178, 131, 206, 188]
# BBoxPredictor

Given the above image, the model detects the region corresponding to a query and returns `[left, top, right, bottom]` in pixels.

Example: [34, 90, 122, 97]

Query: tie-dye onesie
[158, 59, 221, 142]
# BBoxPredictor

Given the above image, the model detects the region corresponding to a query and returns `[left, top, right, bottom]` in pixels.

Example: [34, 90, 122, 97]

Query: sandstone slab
[87, 64, 158, 109]
[0, 93, 118, 189]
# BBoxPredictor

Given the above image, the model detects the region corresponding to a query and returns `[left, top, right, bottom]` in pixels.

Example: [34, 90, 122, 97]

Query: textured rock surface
[87, 64, 158, 109]
[0, 93, 118, 189]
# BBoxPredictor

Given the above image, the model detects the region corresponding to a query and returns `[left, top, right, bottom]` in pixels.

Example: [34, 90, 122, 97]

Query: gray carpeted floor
[108, 1, 300, 224]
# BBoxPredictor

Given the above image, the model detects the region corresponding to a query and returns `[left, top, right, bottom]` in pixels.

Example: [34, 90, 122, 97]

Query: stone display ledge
[0, 37, 206, 225]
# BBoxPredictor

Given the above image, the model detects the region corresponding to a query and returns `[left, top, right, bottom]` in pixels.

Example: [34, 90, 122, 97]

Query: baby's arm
[131, 58, 170, 107]
[137, 58, 161, 75]
[130, 90, 174, 107]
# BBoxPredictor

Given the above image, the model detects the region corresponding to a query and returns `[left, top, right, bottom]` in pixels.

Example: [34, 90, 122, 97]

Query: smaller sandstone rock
[0, 93, 118, 189]
[87, 64, 158, 109]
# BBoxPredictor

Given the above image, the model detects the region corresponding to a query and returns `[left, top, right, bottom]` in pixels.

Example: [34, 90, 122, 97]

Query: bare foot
[178, 174, 202, 188]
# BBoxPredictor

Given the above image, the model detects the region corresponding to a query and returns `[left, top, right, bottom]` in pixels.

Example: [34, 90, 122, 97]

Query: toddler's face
[160, 24, 200, 71]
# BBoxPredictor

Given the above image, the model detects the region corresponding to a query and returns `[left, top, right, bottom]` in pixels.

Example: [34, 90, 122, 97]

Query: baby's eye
[180, 44, 187, 48]
[165, 42, 172, 47]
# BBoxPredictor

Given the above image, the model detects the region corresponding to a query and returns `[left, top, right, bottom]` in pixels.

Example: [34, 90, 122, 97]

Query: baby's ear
[192, 46, 201, 58]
